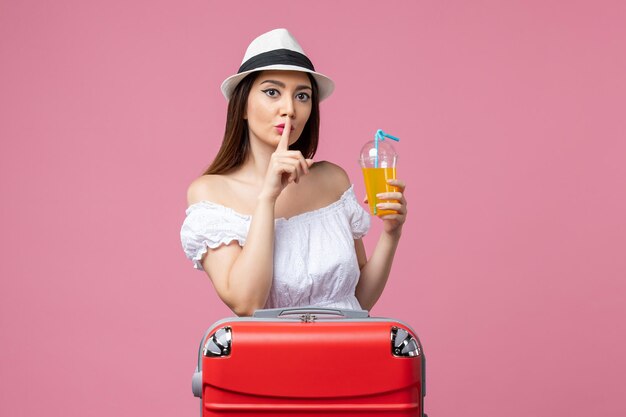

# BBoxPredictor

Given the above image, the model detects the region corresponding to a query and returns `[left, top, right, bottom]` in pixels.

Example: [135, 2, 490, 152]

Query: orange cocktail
[361, 167, 399, 216]
[359, 130, 400, 217]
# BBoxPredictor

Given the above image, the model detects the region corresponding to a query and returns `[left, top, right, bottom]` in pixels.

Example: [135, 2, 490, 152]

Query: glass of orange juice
[359, 132, 399, 216]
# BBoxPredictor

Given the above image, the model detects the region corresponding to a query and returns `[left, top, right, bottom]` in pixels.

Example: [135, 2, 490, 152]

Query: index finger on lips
[276, 117, 291, 152]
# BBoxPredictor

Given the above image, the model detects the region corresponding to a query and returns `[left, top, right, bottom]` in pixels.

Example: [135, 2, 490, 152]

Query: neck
[234, 135, 277, 187]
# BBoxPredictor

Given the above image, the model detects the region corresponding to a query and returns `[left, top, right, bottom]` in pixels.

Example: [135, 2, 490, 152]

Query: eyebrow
[260, 80, 312, 91]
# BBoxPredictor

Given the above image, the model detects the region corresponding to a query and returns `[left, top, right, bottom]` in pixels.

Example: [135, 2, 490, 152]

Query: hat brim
[220, 64, 335, 102]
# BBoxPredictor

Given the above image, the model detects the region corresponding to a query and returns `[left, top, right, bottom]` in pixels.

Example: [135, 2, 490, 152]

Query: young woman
[180, 29, 407, 316]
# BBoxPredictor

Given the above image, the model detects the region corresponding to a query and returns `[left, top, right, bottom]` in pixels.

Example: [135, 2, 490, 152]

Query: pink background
[1, 0, 624, 416]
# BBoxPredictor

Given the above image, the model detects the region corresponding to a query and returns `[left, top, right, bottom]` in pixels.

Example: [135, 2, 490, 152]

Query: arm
[194, 118, 313, 316]
[354, 179, 407, 311]
[200, 195, 277, 317]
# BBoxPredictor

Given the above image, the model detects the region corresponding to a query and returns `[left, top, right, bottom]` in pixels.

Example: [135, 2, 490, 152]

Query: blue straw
[375, 133, 379, 168]
[376, 129, 400, 142]
[374, 129, 400, 168]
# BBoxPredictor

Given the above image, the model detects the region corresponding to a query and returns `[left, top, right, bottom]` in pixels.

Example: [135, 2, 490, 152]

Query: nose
[280, 96, 295, 119]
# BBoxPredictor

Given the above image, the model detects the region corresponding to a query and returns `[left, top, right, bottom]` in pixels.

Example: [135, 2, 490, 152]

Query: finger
[376, 202, 406, 214]
[376, 192, 403, 200]
[276, 162, 297, 182]
[299, 157, 310, 176]
[386, 179, 406, 191]
[276, 157, 305, 178]
[363, 195, 368, 204]
[276, 117, 291, 152]
[294, 160, 304, 183]
[280, 150, 310, 158]
[275, 162, 296, 174]
[281, 152, 310, 175]
[288, 162, 300, 183]
[381, 214, 405, 221]
[301, 155, 314, 174]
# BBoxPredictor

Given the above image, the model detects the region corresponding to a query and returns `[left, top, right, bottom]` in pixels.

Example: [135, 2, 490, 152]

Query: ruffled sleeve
[343, 186, 371, 239]
[180, 202, 250, 271]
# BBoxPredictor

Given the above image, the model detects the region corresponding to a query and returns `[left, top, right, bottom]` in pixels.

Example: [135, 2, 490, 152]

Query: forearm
[227, 197, 276, 314]
[355, 229, 402, 310]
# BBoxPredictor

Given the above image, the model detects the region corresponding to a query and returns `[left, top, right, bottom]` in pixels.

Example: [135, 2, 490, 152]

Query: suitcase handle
[253, 307, 369, 319]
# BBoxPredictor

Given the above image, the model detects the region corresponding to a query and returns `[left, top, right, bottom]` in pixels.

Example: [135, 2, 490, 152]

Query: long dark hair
[203, 71, 320, 175]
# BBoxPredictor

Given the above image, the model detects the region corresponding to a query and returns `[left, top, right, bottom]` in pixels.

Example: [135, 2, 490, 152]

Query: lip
[275, 123, 295, 131]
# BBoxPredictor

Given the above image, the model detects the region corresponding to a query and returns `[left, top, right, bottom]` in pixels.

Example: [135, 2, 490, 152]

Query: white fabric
[180, 185, 371, 310]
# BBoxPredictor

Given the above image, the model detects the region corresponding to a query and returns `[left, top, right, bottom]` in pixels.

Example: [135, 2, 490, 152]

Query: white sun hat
[220, 28, 335, 101]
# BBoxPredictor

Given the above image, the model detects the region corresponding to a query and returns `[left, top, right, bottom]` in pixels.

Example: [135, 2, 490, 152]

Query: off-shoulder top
[180, 185, 371, 310]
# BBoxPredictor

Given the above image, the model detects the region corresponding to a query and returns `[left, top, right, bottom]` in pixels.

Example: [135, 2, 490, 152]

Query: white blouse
[180, 185, 371, 310]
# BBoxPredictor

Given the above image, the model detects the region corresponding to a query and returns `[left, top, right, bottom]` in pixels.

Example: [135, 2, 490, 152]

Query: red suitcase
[192, 307, 426, 416]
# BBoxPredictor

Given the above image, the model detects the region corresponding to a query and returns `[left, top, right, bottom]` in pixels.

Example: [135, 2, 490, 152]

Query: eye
[296, 92, 311, 102]
[262, 88, 279, 97]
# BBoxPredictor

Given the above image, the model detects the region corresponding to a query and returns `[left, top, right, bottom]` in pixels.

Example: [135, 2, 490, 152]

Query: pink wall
[1, 0, 624, 416]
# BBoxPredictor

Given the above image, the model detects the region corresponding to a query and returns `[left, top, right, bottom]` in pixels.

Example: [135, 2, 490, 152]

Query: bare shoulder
[186, 175, 227, 206]
[310, 160, 351, 197]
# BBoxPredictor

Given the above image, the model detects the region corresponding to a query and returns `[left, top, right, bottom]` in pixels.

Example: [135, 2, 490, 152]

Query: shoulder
[186, 175, 228, 206]
[310, 161, 351, 196]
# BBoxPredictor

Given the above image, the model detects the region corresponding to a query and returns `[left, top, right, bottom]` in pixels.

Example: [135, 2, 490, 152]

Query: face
[245, 70, 313, 148]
